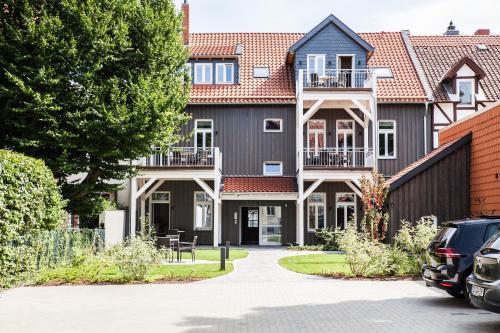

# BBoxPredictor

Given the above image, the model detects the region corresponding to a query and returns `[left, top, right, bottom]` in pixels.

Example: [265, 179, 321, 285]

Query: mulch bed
[317, 273, 421, 281]
[36, 278, 203, 286]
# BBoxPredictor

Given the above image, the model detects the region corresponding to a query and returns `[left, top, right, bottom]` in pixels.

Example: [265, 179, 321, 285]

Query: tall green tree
[0, 0, 190, 219]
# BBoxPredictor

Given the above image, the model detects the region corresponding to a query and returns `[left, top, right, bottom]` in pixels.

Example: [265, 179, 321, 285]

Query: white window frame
[194, 63, 213, 84]
[307, 119, 326, 155]
[335, 192, 356, 229]
[263, 161, 283, 176]
[263, 118, 283, 133]
[194, 119, 213, 150]
[215, 63, 234, 84]
[336, 119, 355, 153]
[307, 192, 326, 232]
[456, 78, 475, 107]
[193, 191, 213, 230]
[378, 120, 397, 159]
[306, 54, 326, 74]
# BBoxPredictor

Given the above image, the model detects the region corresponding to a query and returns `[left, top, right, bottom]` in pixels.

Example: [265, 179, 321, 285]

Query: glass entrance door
[336, 120, 355, 166]
[259, 206, 282, 245]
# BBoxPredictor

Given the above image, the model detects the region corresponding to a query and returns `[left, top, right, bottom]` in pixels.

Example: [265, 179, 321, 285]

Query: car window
[484, 223, 500, 242]
[483, 232, 500, 250]
[432, 226, 457, 247]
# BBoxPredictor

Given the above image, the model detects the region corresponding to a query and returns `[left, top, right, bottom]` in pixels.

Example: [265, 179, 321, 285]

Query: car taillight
[436, 247, 461, 258]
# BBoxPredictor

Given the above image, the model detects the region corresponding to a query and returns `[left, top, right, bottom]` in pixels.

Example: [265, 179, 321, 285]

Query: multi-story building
[117, 2, 499, 246]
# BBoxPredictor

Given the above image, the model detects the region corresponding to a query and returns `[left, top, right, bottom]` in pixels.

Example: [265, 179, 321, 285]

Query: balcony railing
[301, 69, 372, 89]
[303, 148, 374, 168]
[139, 147, 218, 168]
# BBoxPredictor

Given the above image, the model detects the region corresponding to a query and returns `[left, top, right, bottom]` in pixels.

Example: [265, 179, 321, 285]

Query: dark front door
[339, 56, 353, 87]
[152, 203, 170, 236]
[241, 207, 259, 245]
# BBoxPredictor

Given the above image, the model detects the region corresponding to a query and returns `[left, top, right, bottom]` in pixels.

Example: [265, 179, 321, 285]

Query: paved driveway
[1, 249, 499, 333]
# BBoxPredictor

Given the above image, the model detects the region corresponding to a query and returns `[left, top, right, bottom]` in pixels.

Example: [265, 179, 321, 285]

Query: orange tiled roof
[410, 35, 500, 102]
[360, 32, 427, 103]
[188, 31, 428, 104]
[223, 176, 296, 193]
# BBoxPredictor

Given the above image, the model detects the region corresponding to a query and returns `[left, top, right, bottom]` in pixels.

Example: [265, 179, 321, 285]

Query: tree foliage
[0, 0, 190, 213]
[360, 170, 390, 241]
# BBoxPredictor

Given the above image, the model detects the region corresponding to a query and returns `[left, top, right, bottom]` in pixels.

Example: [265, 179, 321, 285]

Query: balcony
[301, 69, 372, 90]
[137, 147, 220, 169]
[303, 148, 374, 169]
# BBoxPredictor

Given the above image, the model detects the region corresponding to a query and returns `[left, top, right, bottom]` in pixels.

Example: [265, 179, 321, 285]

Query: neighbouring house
[440, 102, 500, 217]
[116, 2, 499, 246]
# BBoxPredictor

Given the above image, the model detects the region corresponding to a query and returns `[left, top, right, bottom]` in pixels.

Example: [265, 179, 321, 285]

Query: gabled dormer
[287, 14, 374, 89]
[441, 56, 486, 108]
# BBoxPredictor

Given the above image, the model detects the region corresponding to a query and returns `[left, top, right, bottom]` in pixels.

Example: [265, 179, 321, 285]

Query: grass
[177, 249, 249, 261]
[278, 253, 352, 277]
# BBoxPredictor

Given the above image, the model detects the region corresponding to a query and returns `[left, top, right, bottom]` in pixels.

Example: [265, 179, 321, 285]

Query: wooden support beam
[302, 99, 324, 124]
[300, 178, 324, 202]
[144, 179, 166, 199]
[135, 177, 158, 200]
[193, 177, 217, 202]
[351, 99, 372, 121]
[344, 108, 364, 127]
[345, 180, 363, 198]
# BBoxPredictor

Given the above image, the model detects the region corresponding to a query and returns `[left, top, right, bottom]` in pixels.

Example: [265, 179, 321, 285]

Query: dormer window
[216, 63, 234, 84]
[194, 63, 212, 84]
[457, 79, 474, 106]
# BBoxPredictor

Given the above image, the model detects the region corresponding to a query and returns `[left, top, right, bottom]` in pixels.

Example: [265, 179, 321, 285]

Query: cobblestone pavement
[1, 248, 499, 333]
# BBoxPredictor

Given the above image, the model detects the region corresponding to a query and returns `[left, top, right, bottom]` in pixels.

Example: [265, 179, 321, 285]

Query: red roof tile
[410, 35, 500, 102]
[360, 32, 427, 103]
[223, 177, 296, 193]
[188, 31, 427, 104]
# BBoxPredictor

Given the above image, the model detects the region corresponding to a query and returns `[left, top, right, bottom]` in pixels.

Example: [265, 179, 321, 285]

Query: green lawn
[177, 248, 249, 261]
[278, 254, 352, 277]
[35, 262, 233, 285]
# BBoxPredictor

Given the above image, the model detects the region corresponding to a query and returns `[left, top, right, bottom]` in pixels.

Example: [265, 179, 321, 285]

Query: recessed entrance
[241, 206, 282, 245]
[150, 191, 170, 236]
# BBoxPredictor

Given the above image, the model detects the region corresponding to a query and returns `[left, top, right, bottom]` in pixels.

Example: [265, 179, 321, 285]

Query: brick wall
[440, 103, 500, 216]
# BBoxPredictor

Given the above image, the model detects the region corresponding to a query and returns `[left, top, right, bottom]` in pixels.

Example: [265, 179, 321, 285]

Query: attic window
[373, 67, 393, 78]
[476, 44, 488, 51]
[253, 66, 270, 78]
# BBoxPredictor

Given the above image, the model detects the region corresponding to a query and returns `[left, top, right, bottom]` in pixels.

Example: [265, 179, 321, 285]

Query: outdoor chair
[177, 235, 198, 262]
[165, 234, 180, 262]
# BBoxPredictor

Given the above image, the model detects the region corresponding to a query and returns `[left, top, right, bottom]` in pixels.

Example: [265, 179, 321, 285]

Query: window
[247, 209, 258, 228]
[194, 63, 212, 84]
[336, 120, 355, 154]
[336, 193, 356, 230]
[307, 119, 326, 155]
[308, 193, 326, 232]
[307, 54, 325, 74]
[263, 162, 282, 176]
[263, 119, 283, 132]
[372, 67, 393, 78]
[457, 79, 474, 106]
[195, 120, 213, 149]
[253, 66, 269, 78]
[216, 63, 234, 84]
[484, 223, 500, 242]
[193, 192, 212, 230]
[378, 120, 396, 159]
[151, 192, 170, 202]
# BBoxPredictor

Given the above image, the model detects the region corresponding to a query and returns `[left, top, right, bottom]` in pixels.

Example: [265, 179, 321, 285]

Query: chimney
[182, 0, 189, 45]
[474, 29, 490, 35]
[444, 20, 459, 36]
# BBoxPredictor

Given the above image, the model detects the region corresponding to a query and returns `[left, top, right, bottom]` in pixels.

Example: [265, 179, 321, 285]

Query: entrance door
[337, 55, 354, 87]
[241, 207, 259, 245]
[152, 203, 170, 236]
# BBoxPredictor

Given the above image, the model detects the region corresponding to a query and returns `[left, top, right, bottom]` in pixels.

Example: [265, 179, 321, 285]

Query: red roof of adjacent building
[223, 177, 296, 193]
[410, 35, 500, 102]
[188, 31, 427, 104]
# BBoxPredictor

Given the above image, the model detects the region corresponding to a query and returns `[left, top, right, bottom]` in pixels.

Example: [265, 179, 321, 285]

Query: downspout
[423, 102, 429, 155]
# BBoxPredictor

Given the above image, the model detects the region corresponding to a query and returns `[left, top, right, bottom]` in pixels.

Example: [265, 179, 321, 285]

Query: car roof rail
[479, 215, 500, 219]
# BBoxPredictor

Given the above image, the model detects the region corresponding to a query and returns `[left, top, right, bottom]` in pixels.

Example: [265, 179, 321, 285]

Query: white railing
[303, 148, 374, 168]
[301, 69, 372, 89]
[139, 147, 219, 168]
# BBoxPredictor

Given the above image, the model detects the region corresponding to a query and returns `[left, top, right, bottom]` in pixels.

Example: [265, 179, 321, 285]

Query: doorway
[337, 55, 354, 87]
[150, 191, 170, 236]
[241, 207, 259, 245]
[336, 120, 355, 166]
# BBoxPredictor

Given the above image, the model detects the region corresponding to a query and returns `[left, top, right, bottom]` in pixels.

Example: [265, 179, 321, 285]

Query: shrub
[0, 150, 66, 285]
[314, 228, 341, 250]
[106, 237, 162, 282]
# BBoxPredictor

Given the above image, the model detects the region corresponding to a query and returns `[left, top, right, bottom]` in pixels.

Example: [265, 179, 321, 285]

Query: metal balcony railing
[303, 148, 374, 168]
[302, 69, 372, 89]
[139, 147, 218, 168]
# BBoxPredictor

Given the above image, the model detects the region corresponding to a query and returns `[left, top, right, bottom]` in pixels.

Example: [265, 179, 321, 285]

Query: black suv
[466, 231, 500, 313]
[423, 218, 500, 302]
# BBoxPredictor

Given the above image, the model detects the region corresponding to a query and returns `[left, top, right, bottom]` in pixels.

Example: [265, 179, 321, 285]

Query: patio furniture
[177, 236, 198, 262]
[165, 234, 180, 262]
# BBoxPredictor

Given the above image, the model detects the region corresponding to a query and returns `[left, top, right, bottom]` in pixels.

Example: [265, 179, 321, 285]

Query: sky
[174, 0, 499, 35]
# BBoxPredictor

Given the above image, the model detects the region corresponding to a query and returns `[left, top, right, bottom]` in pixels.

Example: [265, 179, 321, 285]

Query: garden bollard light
[225, 241, 230, 259]
[220, 247, 226, 270]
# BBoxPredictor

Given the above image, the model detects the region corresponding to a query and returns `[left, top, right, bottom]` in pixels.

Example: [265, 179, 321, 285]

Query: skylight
[373, 67, 394, 78]
[253, 66, 270, 78]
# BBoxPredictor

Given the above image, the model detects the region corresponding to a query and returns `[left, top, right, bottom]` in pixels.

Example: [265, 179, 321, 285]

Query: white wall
[100, 210, 126, 247]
